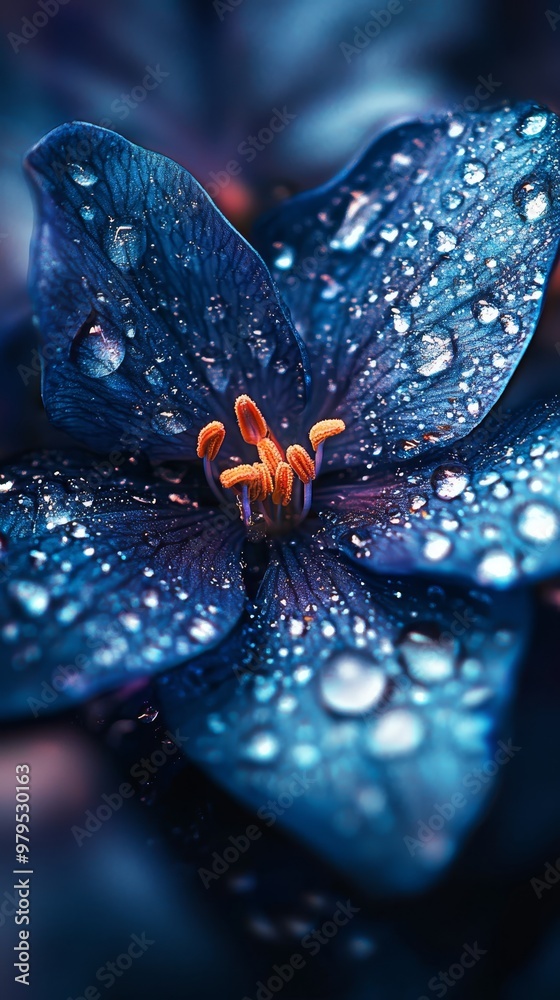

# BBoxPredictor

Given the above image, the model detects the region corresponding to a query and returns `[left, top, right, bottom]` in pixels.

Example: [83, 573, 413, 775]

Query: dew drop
[517, 110, 548, 138]
[69, 163, 98, 187]
[431, 464, 469, 500]
[71, 312, 126, 378]
[9, 580, 50, 617]
[500, 314, 521, 335]
[412, 331, 455, 377]
[104, 220, 146, 269]
[476, 548, 518, 586]
[273, 244, 294, 270]
[434, 230, 457, 253]
[398, 624, 456, 684]
[242, 729, 280, 764]
[516, 501, 559, 543]
[473, 300, 499, 324]
[422, 532, 452, 562]
[365, 709, 425, 758]
[513, 175, 551, 221]
[379, 222, 399, 243]
[151, 410, 190, 435]
[319, 650, 387, 716]
[462, 160, 487, 186]
[441, 190, 464, 211]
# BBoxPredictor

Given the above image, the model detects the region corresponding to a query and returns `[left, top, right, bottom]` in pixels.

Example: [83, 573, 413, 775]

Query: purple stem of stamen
[301, 480, 313, 521]
[314, 441, 324, 477]
[241, 484, 252, 526]
[203, 456, 224, 504]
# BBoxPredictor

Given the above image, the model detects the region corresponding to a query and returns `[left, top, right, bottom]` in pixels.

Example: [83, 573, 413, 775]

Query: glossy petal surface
[25, 123, 308, 463]
[160, 533, 529, 893]
[318, 397, 560, 587]
[256, 103, 560, 468]
[0, 453, 245, 718]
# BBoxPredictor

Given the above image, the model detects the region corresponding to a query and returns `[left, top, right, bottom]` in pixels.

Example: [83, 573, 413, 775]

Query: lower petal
[0, 452, 245, 718]
[159, 533, 529, 893]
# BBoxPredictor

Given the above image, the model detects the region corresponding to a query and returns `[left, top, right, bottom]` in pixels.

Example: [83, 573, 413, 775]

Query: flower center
[197, 395, 345, 532]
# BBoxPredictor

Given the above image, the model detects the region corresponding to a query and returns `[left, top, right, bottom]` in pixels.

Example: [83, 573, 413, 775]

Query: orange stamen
[249, 462, 273, 501]
[309, 418, 346, 452]
[257, 437, 283, 477]
[219, 464, 258, 490]
[286, 445, 315, 484]
[234, 394, 267, 445]
[197, 420, 226, 461]
[272, 462, 294, 506]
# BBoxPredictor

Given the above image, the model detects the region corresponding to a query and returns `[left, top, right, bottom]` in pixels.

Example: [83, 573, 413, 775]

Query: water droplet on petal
[500, 314, 521, 335]
[516, 502, 559, 543]
[473, 300, 499, 324]
[398, 624, 456, 684]
[462, 160, 487, 186]
[434, 230, 457, 253]
[319, 651, 387, 716]
[431, 464, 469, 500]
[242, 730, 280, 764]
[422, 532, 452, 562]
[273, 244, 294, 270]
[72, 313, 126, 377]
[477, 548, 518, 586]
[514, 175, 551, 221]
[104, 221, 146, 269]
[365, 709, 425, 758]
[69, 163, 98, 186]
[379, 222, 399, 243]
[9, 580, 50, 617]
[517, 110, 549, 137]
[441, 190, 464, 211]
[412, 330, 455, 377]
[151, 410, 190, 434]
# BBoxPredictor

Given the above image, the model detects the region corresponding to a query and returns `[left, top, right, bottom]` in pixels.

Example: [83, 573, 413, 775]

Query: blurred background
[1, 1, 560, 997]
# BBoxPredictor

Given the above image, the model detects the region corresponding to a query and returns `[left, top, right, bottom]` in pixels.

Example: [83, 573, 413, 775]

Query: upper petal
[0, 452, 245, 718]
[25, 123, 309, 463]
[158, 531, 529, 893]
[255, 103, 560, 468]
[317, 397, 560, 587]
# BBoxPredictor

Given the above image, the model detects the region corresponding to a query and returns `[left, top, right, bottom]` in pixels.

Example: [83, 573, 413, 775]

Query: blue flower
[2, 104, 560, 889]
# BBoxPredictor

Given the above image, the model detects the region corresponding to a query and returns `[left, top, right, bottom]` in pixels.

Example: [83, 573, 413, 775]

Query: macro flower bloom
[2, 104, 560, 889]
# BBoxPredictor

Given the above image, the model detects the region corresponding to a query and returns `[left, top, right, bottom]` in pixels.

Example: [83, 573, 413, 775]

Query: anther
[234, 394, 268, 445]
[286, 444, 316, 484]
[219, 464, 258, 491]
[197, 420, 226, 461]
[272, 462, 294, 506]
[257, 437, 283, 477]
[249, 462, 273, 502]
[309, 419, 346, 452]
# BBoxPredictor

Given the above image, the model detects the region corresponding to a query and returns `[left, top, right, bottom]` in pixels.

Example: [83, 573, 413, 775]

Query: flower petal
[255, 103, 560, 467]
[159, 532, 529, 893]
[318, 397, 560, 587]
[25, 123, 309, 463]
[0, 452, 245, 718]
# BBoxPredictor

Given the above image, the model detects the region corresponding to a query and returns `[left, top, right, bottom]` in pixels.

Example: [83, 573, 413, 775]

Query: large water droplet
[434, 230, 457, 253]
[69, 163, 98, 187]
[513, 175, 551, 221]
[365, 709, 425, 758]
[473, 300, 499, 324]
[516, 501, 559, 543]
[517, 110, 549, 138]
[319, 651, 387, 716]
[9, 580, 50, 617]
[462, 160, 487, 186]
[441, 190, 464, 211]
[476, 548, 518, 586]
[151, 410, 190, 435]
[431, 464, 469, 500]
[412, 331, 455, 377]
[398, 624, 456, 684]
[242, 729, 280, 764]
[104, 221, 146, 269]
[72, 312, 126, 377]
